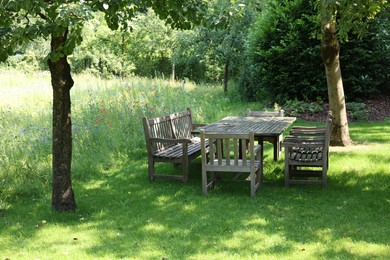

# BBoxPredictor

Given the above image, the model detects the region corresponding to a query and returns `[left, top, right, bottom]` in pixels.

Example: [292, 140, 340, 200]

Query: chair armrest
[291, 126, 326, 130]
[192, 123, 207, 129]
[253, 144, 262, 154]
[290, 126, 326, 136]
[282, 136, 325, 147]
[247, 144, 262, 155]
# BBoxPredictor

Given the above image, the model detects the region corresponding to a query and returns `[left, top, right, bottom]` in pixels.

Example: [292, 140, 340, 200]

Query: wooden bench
[282, 112, 333, 188]
[142, 108, 208, 182]
[200, 130, 263, 197]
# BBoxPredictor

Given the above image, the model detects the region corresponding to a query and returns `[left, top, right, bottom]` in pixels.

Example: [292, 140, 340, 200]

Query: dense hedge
[241, 0, 390, 103]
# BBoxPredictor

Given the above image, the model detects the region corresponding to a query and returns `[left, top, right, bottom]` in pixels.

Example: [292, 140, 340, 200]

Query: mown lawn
[1, 71, 389, 259]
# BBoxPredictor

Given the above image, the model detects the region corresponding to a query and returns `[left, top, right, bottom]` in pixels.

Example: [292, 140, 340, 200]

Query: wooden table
[193, 116, 296, 160]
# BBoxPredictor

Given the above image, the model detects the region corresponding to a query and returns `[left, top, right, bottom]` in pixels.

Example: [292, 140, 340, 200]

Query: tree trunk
[48, 27, 76, 211]
[121, 33, 125, 78]
[321, 20, 353, 146]
[172, 63, 175, 82]
[224, 60, 229, 94]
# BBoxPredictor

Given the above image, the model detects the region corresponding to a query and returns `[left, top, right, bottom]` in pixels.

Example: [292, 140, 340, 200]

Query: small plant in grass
[347, 102, 370, 120]
[283, 99, 323, 117]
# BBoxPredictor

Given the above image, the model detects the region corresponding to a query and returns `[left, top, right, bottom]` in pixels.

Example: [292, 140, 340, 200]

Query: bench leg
[182, 158, 189, 183]
[148, 159, 155, 182]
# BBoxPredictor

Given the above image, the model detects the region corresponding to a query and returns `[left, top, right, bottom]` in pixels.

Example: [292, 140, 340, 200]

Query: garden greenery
[0, 0, 389, 102]
[1, 71, 390, 259]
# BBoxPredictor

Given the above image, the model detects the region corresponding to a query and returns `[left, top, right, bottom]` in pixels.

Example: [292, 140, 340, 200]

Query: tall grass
[1, 71, 389, 259]
[0, 71, 251, 207]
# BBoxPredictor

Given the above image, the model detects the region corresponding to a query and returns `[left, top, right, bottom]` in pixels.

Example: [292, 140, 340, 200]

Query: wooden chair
[282, 112, 333, 188]
[246, 109, 284, 160]
[200, 130, 263, 197]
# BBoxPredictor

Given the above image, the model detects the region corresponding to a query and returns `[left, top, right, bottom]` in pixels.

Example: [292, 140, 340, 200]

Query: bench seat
[143, 108, 208, 182]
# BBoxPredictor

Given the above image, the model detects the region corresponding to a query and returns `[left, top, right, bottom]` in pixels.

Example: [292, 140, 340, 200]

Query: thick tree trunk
[321, 21, 353, 146]
[48, 28, 76, 211]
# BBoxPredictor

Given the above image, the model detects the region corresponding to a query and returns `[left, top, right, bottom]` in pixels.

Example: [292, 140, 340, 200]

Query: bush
[283, 99, 323, 117]
[241, 0, 325, 104]
[347, 102, 370, 121]
[241, 0, 390, 103]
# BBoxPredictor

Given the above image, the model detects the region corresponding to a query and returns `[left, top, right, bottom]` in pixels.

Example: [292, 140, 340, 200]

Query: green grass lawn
[1, 70, 389, 259]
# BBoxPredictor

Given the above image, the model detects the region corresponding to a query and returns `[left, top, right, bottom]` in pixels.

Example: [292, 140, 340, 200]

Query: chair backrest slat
[247, 109, 284, 117]
[200, 131, 257, 170]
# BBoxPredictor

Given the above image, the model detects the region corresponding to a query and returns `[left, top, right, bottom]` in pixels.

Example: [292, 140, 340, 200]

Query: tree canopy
[0, 0, 208, 212]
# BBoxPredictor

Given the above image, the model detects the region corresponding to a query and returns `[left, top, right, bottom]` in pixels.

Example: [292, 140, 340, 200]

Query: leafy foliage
[340, 10, 390, 99]
[1, 0, 389, 100]
[241, 0, 390, 103]
[0, 0, 207, 63]
[347, 102, 370, 121]
[242, 0, 325, 103]
[283, 99, 324, 117]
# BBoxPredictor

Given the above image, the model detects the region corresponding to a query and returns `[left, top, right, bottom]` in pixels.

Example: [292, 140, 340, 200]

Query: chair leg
[210, 172, 216, 189]
[250, 171, 256, 197]
[284, 155, 290, 187]
[322, 168, 327, 189]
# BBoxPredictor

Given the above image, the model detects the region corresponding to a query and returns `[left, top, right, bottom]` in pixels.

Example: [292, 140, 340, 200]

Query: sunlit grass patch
[1, 70, 390, 259]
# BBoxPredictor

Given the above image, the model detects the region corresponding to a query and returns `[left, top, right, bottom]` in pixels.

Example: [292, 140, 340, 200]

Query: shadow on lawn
[2, 152, 389, 259]
[73, 156, 390, 259]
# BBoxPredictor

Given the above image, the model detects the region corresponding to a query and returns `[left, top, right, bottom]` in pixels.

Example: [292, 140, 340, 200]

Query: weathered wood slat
[282, 112, 333, 188]
[192, 115, 296, 164]
[143, 108, 209, 183]
[200, 130, 263, 197]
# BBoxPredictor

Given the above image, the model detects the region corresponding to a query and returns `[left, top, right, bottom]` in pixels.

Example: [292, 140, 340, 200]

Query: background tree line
[2, 0, 389, 103]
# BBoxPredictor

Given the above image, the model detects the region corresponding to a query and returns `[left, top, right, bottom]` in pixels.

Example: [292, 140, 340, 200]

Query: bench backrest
[142, 108, 194, 153]
[170, 109, 193, 139]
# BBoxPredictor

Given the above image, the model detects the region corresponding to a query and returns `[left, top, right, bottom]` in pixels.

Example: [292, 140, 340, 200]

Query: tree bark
[224, 59, 229, 94]
[321, 20, 353, 146]
[48, 28, 76, 211]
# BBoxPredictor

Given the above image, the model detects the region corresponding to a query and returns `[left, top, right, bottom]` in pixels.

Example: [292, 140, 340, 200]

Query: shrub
[347, 102, 370, 121]
[283, 99, 323, 117]
[241, 0, 390, 103]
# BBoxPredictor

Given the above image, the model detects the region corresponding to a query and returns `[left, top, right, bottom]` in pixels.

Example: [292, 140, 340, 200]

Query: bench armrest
[150, 137, 192, 144]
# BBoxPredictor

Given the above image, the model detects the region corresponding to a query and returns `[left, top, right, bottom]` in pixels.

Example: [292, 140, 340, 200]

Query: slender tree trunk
[224, 59, 229, 94]
[121, 33, 125, 78]
[48, 28, 76, 211]
[321, 18, 353, 146]
[172, 63, 175, 82]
